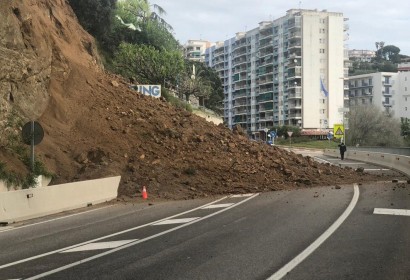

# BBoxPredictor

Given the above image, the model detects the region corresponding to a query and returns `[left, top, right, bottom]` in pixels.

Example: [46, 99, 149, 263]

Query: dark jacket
[338, 143, 347, 153]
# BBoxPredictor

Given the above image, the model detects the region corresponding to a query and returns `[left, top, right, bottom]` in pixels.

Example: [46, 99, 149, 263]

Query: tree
[378, 45, 401, 63]
[177, 64, 211, 104]
[270, 125, 301, 139]
[116, 0, 172, 32]
[113, 43, 184, 84]
[186, 61, 224, 113]
[347, 105, 402, 146]
[116, 0, 180, 51]
[68, 0, 117, 40]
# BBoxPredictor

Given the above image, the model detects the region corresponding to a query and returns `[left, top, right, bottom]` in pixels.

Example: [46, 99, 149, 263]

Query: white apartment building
[347, 68, 410, 119]
[349, 49, 376, 62]
[183, 40, 214, 62]
[205, 9, 348, 137]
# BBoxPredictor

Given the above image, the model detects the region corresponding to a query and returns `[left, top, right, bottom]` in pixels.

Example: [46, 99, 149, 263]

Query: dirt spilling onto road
[0, 0, 405, 201]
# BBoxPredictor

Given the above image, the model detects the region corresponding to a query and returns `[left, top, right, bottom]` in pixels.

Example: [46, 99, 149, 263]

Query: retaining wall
[0, 176, 120, 223]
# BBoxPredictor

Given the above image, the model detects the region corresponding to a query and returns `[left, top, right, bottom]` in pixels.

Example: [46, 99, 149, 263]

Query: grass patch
[275, 138, 340, 149]
[162, 89, 193, 112]
[0, 108, 54, 189]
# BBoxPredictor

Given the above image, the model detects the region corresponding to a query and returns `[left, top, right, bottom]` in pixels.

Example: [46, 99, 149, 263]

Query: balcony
[382, 91, 393, 97]
[288, 113, 302, 119]
[289, 52, 302, 59]
[382, 101, 394, 107]
[288, 92, 302, 100]
[288, 102, 302, 109]
[289, 31, 301, 39]
[288, 42, 301, 50]
[287, 70, 302, 79]
[288, 21, 301, 31]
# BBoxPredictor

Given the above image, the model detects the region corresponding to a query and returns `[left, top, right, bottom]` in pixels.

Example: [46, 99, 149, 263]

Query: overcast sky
[153, 0, 410, 55]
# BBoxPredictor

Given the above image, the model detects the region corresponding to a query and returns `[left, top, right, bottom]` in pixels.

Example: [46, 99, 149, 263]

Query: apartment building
[349, 49, 376, 62]
[348, 67, 410, 119]
[205, 9, 348, 137]
[183, 40, 214, 62]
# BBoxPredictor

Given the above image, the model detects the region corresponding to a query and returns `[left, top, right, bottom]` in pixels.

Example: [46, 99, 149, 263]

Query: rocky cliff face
[0, 0, 99, 123]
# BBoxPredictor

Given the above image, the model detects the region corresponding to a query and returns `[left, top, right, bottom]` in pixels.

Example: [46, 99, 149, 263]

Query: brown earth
[0, 0, 405, 201]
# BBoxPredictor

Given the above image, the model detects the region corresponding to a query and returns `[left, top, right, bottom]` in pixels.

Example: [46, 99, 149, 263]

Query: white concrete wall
[324, 149, 410, 176]
[0, 175, 52, 192]
[0, 176, 120, 223]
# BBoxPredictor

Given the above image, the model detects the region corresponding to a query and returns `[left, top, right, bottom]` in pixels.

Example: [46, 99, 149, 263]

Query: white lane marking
[338, 162, 366, 165]
[0, 196, 229, 269]
[231, 194, 254, 198]
[0, 205, 114, 233]
[61, 240, 137, 253]
[201, 203, 234, 209]
[373, 208, 410, 216]
[267, 184, 359, 280]
[25, 194, 259, 280]
[364, 169, 390, 171]
[153, 218, 199, 225]
[0, 226, 14, 232]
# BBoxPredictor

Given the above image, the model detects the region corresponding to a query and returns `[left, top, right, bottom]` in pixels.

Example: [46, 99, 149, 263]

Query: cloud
[154, 0, 410, 55]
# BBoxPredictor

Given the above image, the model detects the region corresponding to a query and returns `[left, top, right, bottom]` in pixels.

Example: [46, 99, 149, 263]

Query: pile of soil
[0, 0, 403, 201]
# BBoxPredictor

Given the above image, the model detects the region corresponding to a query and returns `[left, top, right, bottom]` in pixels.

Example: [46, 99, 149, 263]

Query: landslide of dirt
[0, 0, 403, 201]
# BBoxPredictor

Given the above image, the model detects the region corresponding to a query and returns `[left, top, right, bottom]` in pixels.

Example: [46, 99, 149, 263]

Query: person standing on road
[338, 142, 347, 160]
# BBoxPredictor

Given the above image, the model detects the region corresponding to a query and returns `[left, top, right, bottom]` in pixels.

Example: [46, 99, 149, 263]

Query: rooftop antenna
[244, 25, 247, 32]
[299, 1, 302, 9]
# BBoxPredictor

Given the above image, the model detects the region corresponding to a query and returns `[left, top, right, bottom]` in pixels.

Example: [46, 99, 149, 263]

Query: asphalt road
[0, 155, 409, 279]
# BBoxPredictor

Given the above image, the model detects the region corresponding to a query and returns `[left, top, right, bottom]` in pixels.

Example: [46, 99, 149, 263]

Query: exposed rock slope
[0, 0, 399, 200]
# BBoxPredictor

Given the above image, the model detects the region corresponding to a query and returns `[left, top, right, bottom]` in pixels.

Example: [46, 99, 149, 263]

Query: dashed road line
[153, 218, 200, 225]
[201, 203, 234, 209]
[0, 196, 229, 270]
[61, 240, 137, 253]
[364, 168, 390, 171]
[373, 208, 410, 217]
[24, 193, 259, 280]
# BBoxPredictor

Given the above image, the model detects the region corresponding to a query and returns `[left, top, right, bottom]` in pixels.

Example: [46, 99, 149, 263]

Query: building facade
[183, 40, 214, 62]
[348, 49, 376, 62]
[205, 9, 348, 138]
[347, 68, 410, 119]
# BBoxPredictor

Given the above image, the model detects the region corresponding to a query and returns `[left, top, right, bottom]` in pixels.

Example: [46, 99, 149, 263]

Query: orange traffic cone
[142, 186, 148, 199]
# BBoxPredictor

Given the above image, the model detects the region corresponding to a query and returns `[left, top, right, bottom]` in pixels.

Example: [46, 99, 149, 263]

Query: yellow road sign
[333, 124, 344, 139]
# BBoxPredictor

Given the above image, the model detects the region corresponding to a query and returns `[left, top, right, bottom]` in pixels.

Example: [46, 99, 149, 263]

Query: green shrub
[162, 89, 193, 112]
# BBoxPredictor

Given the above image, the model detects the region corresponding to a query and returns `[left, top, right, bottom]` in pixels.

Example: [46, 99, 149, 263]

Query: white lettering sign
[133, 85, 161, 98]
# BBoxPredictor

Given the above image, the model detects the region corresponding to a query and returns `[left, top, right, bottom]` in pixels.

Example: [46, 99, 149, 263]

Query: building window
[406, 107, 408, 111]
[406, 87, 408, 91]
[319, 49, 325, 54]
